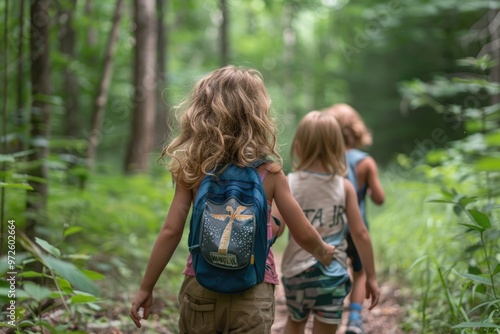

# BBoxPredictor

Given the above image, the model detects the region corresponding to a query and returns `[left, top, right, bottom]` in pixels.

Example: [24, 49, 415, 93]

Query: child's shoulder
[259, 160, 282, 174]
[347, 148, 370, 159]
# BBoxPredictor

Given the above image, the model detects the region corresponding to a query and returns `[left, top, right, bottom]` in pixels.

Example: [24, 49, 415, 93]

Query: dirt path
[26, 252, 406, 334]
[271, 252, 406, 334]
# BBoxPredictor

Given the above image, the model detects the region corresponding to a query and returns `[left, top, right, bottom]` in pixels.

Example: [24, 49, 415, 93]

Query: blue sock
[349, 303, 363, 320]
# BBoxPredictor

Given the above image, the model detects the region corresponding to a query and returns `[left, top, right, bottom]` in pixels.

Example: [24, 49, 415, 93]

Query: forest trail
[271, 252, 406, 334]
[39, 252, 407, 334]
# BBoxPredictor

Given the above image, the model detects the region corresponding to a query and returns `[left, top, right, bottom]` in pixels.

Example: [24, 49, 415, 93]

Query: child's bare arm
[344, 179, 380, 309]
[130, 183, 192, 328]
[271, 171, 334, 266]
[360, 157, 384, 205]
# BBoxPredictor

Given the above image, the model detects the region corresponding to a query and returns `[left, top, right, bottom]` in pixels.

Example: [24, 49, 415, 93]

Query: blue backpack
[188, 161, 272, 293]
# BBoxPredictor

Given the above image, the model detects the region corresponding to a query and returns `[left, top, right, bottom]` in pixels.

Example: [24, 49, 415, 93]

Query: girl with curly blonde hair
[130, 66, 336, 333]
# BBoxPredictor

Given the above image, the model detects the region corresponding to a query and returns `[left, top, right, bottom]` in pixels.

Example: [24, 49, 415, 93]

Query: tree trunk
[124, 0, 157, 173]
[85, 0, 97, 47]
[1, 0, 10, 255]
[490, 10, 500, 106]
[283, 4, 296, 117]
[86, 0, 124, 169]
[26, 0, 52, 239]
[15, 0, 26, 152]
[220, 0, 229, 66]
[59, 0, 81, 138]
[154, 0, 169, 149]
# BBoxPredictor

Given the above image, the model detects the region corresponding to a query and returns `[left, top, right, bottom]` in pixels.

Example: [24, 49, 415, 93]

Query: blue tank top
[346, 149, 369, 227]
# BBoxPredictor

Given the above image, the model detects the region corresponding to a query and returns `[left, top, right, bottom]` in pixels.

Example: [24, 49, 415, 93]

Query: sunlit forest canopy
[2, 0, 496, 168]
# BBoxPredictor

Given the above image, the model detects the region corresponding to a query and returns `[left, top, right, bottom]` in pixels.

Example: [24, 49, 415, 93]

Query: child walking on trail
[324, 103, 385, 334]
[273, 111, 380, 334]
[129, 65, 336, 334]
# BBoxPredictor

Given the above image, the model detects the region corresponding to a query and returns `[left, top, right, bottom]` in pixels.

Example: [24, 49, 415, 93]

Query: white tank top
[281, 171, 348, 278]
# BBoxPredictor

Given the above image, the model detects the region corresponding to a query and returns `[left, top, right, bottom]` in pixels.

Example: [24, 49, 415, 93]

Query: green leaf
[485, 131, 500, 146]
[459, 273, 492, 286]
[467, 209, 491, 228]
[63, 226, 83, 237]
[86, 302, 102, 311]
[453, 205, 463, 216]
[475, 156, 500, 171]
[0, 154, 15, 163]
[427, 198, 456, 204]
[453, 322, 500, 329]
[493, 264, 500, 276]
[458, 196, 477, 207]
[440, 188, 456, 199]
[0, 286, 29, 299]
[468, 265, 481, 275]
[458, 223, 485, 232]
[0, 182, 34, 190]
[81, 269, 105, 281]
[42, 256, 99, 296]
[57, 277, 73, 294]
[17, 271, 51, 279]
[469, 299, 500, 314]
[35, 237, 61, 258]
[426, 149, 447, 164]
[22, 282, 53, 302]
[68, 293, 100, 304]
[473, 284, 486, 294]
[34, 319, 55, 331]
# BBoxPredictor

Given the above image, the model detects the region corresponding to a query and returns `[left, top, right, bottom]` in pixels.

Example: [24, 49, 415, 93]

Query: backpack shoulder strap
[250, 159, 268, 168]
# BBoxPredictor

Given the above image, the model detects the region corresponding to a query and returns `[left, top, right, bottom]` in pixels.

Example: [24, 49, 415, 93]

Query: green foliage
[1, 152, 189, 331]
[0, 152, 35, 191]
[0, 232, 102, 333]
[380, 54, 500, 332]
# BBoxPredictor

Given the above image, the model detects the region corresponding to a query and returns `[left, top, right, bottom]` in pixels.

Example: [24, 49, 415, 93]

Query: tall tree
[16, 0, 26, 152]
[124, 0, 157, 173]
[84, 0, 97, 47]
[1, 0, 10, 254]
[26, 0, 52, 239]
[282, 4, 297, 116]
[86, 0, 124, 169]
[489, 10, 500, 106]
[154, 0, 169, 149]
[220, 0, 229, 66]
[58, 0, 80, 138]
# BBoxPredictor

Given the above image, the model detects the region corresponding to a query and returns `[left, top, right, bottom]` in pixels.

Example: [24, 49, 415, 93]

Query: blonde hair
[291, 111, 346, 176]
[162, 65, 282, 189]
[324, 103, 372, 148]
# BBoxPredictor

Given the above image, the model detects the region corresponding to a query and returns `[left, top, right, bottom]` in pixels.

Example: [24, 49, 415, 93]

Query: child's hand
[365, 277, 380, 310]
[130, 289, 153, 328]
[317, 243, 335, 267]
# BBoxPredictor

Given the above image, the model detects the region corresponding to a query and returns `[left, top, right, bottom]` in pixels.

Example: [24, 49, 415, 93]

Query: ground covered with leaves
[89, 253, 408, 334]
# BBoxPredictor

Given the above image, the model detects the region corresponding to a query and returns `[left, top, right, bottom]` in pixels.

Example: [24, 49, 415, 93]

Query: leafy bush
[370, 55, 500, 333]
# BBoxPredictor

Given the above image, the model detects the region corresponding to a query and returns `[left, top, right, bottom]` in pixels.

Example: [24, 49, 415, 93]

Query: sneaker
[345, 316, 365, 334]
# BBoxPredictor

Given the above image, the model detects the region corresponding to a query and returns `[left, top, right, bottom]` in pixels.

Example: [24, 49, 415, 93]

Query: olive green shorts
[178, 275, 275, 334]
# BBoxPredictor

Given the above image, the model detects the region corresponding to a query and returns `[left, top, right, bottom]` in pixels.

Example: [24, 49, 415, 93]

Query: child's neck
[305, 161, 329, 174]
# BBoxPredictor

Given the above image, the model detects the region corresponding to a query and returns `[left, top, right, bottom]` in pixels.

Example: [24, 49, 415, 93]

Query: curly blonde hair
[291, 111, 346, 176]
[162, 65, 282, 189]
[323, 103, 372, 148]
